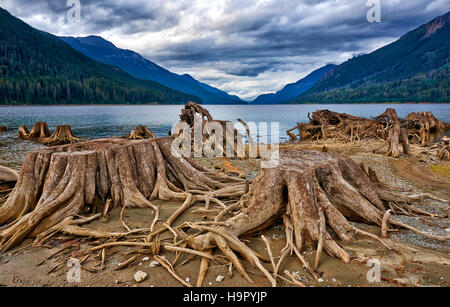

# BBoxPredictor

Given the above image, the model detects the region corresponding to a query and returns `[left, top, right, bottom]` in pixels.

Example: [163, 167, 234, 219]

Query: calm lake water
[1, 104, 449, 168]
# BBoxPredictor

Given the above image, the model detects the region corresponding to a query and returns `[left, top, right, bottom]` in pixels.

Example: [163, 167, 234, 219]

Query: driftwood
[176, 102, 249, 158]
[286, 108, 448, 158]
[286, 110, 384, 143]
[182, 150, 448, 285]
[0, 137, 245, 252]
[420, 136, 450, 160]
[128, 126, 156, 140]
[18, 123, 83, 146]
[0, 126, 6, 133]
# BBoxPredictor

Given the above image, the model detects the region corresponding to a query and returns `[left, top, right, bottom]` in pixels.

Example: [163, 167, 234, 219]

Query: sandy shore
[0, 139, 449, 287]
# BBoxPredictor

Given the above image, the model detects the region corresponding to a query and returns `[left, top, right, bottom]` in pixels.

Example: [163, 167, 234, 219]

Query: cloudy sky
[2, 0, 449, 100]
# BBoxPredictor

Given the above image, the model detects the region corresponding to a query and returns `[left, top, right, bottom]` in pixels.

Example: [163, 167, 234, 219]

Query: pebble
[134, 271, 147, 283]
[318, 278, 324, 283]
[185, 277, 190, 283]
[216, 275, 225, 282]
[142, 257, 150, 261]
[332, 278, 337, 282]
[149, 261, 160, 267]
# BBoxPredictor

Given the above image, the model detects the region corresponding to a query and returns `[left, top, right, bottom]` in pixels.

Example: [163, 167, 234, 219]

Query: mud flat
[0, 138, 449, 287]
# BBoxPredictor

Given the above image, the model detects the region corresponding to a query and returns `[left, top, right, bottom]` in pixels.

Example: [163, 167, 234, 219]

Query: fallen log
[0, 137, 245, 252]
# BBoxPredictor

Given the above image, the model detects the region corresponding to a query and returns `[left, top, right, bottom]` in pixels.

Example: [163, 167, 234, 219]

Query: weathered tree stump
[0, 137, 245, 252]
[0, 126, 6, 133]
[176, 102, 249, 158]
[405, 112, 449, 146]
[437, 136, 450, 160]
[41, 125, 84, 146]
[128, 126, 156, 140]
[17, 126, 30, 138]
[373, 109, 411, 158]
[20, 122, 52, 141]
[183, 150, 448, 285]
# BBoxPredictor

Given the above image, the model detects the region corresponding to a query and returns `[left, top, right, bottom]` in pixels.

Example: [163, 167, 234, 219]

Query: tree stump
[374, 109, 411, 158]
[0, 165, 19, 183]
[405, 112, 449, 146]
[0, 137, 245, 252]
[41, 125, 84, 146]
[183, 150, 448, 285]
[21, 122, 52, 140]
[17, 126, 30, 138]
[437, 136, 450, 160]
[128, 126, 156, 139]
[0, 126, 6, 133]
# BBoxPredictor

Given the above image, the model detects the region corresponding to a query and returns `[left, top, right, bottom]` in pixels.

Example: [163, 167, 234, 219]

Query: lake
[1, 104, 450, 168]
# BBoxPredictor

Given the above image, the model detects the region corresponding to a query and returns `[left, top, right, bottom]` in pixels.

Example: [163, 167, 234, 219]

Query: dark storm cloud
[2, 0, 449, 99]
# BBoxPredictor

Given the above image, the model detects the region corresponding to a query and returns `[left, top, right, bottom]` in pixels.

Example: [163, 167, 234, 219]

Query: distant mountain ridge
[60, 36, 244, 105]
[290, 11, 450, 103]
[0, 7, 200, 105]
[252, 64, 336, 104]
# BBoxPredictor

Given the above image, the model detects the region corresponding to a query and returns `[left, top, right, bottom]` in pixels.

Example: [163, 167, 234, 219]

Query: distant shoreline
[0, 102, 449, 107]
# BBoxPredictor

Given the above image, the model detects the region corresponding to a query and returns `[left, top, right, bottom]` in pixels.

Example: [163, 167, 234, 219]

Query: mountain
[60, 36, 244, 104]
[0, 7, 200, 105]
[252, 64, 336, 104]
[291, 12, 450, 103]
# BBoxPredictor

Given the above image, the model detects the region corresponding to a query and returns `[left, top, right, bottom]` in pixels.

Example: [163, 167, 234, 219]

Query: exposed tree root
[0, 137, 244, 252]
[286, 109, 448, 155]
[174, 150, 448, 286]
[41, 125, 84, 146]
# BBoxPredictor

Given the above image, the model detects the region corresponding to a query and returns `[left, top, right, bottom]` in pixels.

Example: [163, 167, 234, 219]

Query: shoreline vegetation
[1, 102, 450, 107]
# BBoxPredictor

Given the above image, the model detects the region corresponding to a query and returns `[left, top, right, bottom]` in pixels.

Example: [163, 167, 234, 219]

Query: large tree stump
[0, 137, 245, 252]
[183, 150, 448, 285]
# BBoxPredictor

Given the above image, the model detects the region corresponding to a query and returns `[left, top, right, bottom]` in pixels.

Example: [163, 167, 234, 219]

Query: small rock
[445, 228, 450, 234]
[134, 271, 147, 283]
[185, 277, 190, 282]
[332, 278, 337, 282]
[139, 263, 142, 266]
[142, 257, 150, 261]
[208, 282, 212, 286]
[216, 275, 225, 282]
[149, 261, 160, 267]
[318, 278, 324, 283]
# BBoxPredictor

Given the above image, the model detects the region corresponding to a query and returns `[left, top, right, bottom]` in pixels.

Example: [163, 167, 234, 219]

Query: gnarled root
[0, 137, 244, 252]
[179, 150, 448, 286]
[41, 125, 84, 146]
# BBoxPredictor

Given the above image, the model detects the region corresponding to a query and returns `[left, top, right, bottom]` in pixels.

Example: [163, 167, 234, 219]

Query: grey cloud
[2, 0, 449, 99]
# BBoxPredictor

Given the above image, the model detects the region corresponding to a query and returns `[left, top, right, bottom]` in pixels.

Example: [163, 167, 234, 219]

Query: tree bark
[0, 137, 244, 252]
